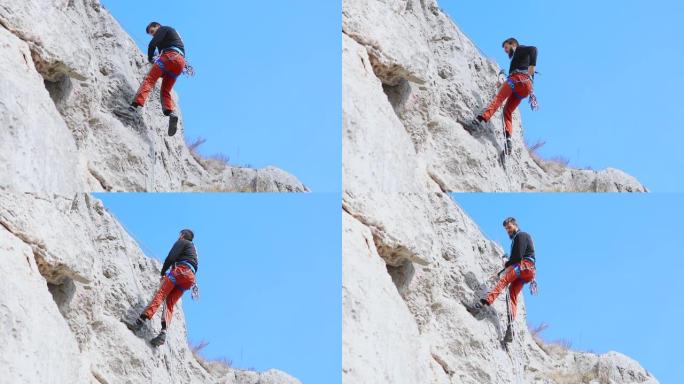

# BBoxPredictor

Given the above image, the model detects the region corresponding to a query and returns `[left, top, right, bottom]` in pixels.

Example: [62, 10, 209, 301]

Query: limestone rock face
[342, 192, 658, 384]
[0, 0, 307, 192]
[0, 192, 300, 384]
[342, 0, 646, 192]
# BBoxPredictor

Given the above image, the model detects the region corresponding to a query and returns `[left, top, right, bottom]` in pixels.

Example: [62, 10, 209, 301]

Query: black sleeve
[147, 27, 167, 63]
[161, 239, 184, 276]
[528, 46, 538, 66]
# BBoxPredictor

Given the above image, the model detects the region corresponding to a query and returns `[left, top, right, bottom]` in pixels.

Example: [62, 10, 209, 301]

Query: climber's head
[502, 37, 519, 59]
[502, 217, 519, 237]
[179, 229, 194, 242]
[146, 22, 161, 36]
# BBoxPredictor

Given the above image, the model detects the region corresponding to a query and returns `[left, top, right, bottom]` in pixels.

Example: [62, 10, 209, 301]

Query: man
[130, 22, 186, 136]
[127, 229, 198, 347]
[474, 38, 537, 153]
[467, 217, 536, 343]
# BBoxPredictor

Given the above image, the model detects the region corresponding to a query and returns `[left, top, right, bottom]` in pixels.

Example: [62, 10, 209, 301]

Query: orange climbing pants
[485, 260, 535, 320]
[133, 51, 185, 114]
[143, 264, 195, 328]
[480, 73, 533, 136]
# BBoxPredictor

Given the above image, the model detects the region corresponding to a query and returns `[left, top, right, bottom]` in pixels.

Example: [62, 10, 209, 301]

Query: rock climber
[466, 217, 536, 343]
[473, 38, 537, 153]
[126, 229, 198, 347]
[129, 22, 186, 136]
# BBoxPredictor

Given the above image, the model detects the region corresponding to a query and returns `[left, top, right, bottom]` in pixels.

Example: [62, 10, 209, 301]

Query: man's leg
[484, 266, 518, 305]
[508, 279, 524, 320]
[151, 285, 184, 347]
[142, 276, 175, 320]
[161, 286, 185, 330]
[133, 65, 163, 107]
[502, 97, 523, 137]
[480, 83, 513, 122]
[160, 76, 178, 116]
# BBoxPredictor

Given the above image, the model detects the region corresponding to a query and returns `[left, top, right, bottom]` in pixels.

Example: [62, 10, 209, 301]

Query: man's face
[503, 43, 515, 58]
[504, 222, 518, 237]
[178, 233, 184, 240]
[147, 25, 159, 36]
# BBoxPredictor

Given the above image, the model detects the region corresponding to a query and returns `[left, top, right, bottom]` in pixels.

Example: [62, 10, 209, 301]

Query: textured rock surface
[0, 0, 307, 192]
[342, 0, 646, 192]
[0, 192, 300, 384]
[342, 3, 654, 379]
[343, 193, 658, 384]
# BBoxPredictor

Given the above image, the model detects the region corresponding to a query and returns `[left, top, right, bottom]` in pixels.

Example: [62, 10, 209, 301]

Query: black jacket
[505, 231, 535, 268]
[509, 45, 537, 74]
[148, 26, 185, 63]
[161, 239, 198, 276]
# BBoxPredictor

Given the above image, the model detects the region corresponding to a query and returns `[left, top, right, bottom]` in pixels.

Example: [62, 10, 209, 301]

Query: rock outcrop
[343, 193, 658, 383]
[342, 0, 646, 192]
[0, 192, 300, 384]
[342, 1, 656, 382]
[0, 0, 307, 193]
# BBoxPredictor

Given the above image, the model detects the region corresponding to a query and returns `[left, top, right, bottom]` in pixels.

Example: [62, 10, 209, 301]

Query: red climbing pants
[143, 264, 195, 328]
[485, 260, 535, 320]
[480, 73, 533, 136]
[133, 51, 185, 113]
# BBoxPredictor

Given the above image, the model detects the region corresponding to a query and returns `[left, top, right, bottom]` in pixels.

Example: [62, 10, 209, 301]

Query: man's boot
[129, 101, 142, 113]
[168, 112, 179, 136]
[126, 316, 145, 332]
[151, 330, 167, 347]
[503, 324, 514, 343]
[466, 298, 488, 316]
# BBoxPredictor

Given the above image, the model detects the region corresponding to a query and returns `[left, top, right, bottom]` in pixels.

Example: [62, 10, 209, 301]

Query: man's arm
[147, 27, 167, 63]
[527, 46, 538, 77]
[160, 239, 184, 276]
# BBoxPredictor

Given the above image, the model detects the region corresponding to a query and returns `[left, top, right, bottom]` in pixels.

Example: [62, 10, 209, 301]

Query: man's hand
[528, 65, 536, 78]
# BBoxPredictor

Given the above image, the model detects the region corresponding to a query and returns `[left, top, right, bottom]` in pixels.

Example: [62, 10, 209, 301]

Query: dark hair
[180, 229, 194, 241]
[146, 22, 161, 34]
[502, 37, 519, 48]
[502, 217, 517, 226]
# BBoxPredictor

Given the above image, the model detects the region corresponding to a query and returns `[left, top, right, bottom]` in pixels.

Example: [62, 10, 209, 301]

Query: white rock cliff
[342, 0, 656, 383]
[343, 0, 646, 192]
[0, 192, 301, 384]
[0, 0, 307, 192]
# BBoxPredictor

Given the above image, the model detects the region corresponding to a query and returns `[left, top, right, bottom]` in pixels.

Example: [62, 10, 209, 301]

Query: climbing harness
[165, 261, 196, 285]
[154, 46, 196, 78]
[154, 54, 181, 79]
[165, 261, 200, 301]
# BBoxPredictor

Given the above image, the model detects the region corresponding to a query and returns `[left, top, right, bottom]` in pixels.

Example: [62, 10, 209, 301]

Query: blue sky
[452, 193, 683, 383]
[441, 0, 684, 192]
[100, 1, 341, 192]
[95, 193, 341, 384]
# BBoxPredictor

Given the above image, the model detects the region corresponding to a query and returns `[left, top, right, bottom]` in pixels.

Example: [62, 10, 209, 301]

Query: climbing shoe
[128, 101, 142, 112]
[503, 325, 514, 343]
[476, 114, 485, 123]
[168, 112, 179, 137]
[126, 318, 145, 332]
[505, 137, 513, 154]
[150, 330, 167, 347]
[466, 299, 488, 316]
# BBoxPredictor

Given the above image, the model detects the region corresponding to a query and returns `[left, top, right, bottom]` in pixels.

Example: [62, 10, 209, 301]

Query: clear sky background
[100, 1, 341, 192]
[452, 193, 683, 383]
[95, 193, 341, 384]
[440, 0, 684, 192]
